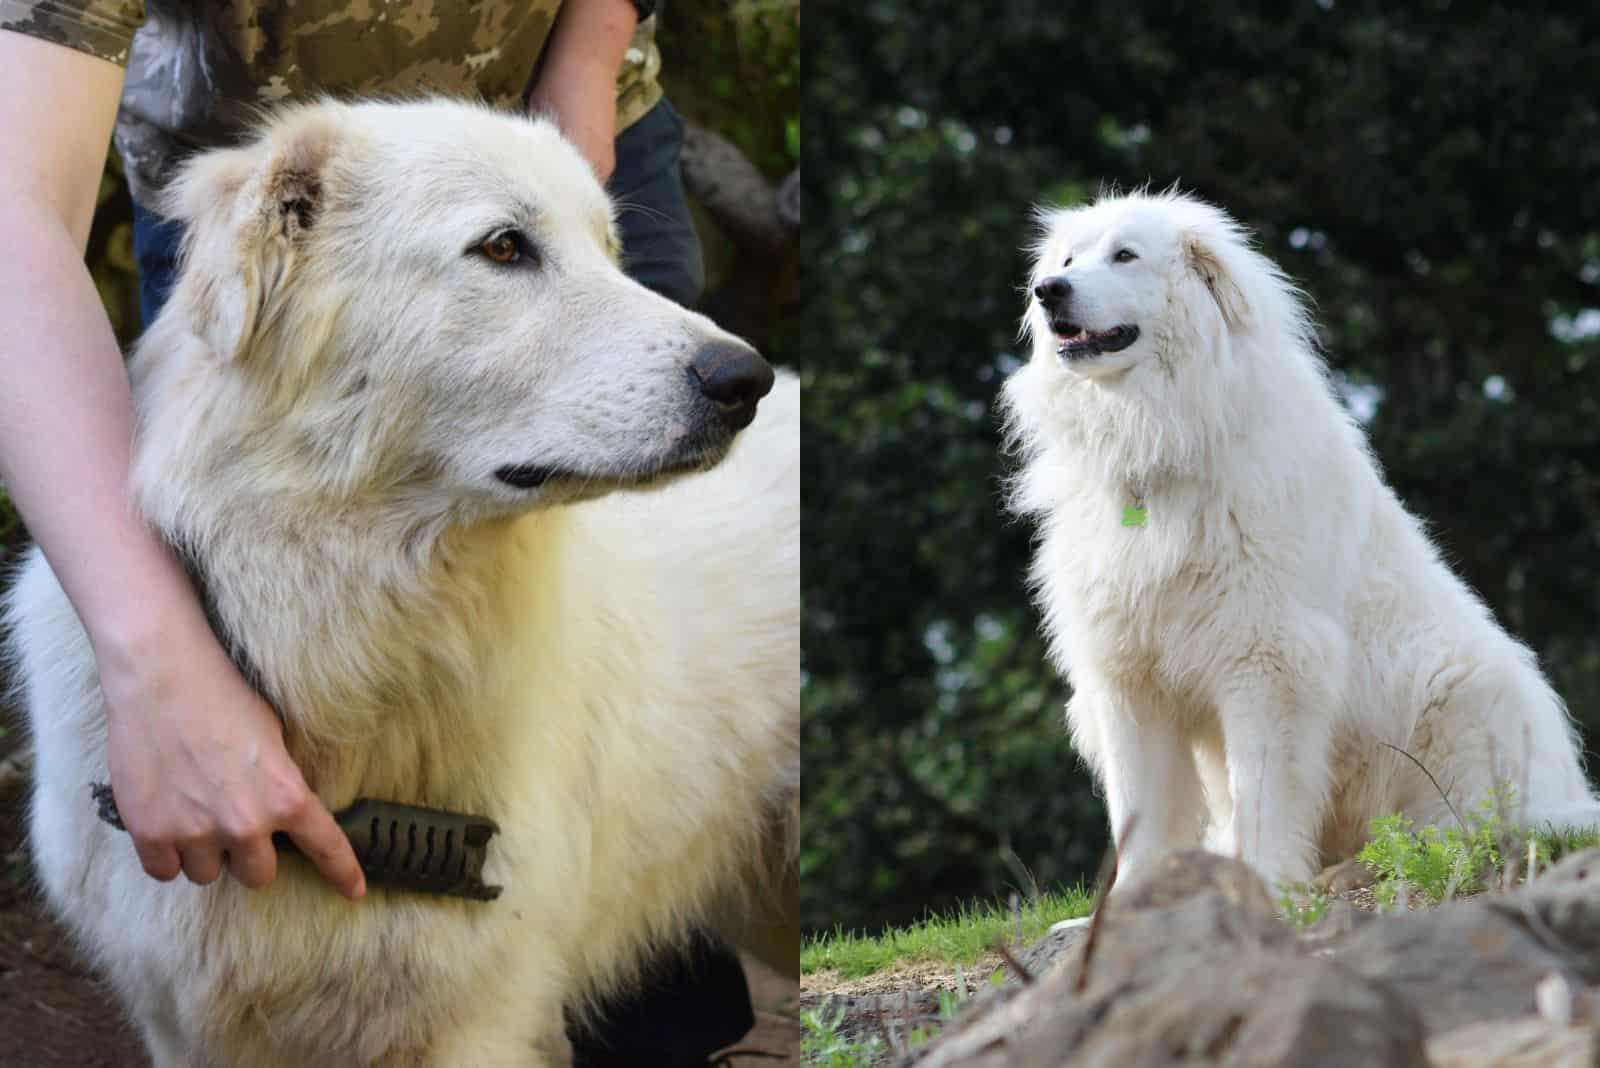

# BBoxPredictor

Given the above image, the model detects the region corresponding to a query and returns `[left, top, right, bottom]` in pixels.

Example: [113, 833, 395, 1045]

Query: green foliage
[802, 885, 1092, 979]
[1276, 883, 1331, 931]
[1357, 791, 1600, 906]
[804, 2, 1600, 935]
[659, 0, 799, 172]
[800, 1004, 883, 1067]
[1359, 810, 1503, 906]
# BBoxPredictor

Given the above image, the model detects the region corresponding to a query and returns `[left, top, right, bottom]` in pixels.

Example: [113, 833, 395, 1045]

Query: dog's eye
[476, 229, 532, 266]
[1114, 249, 1138, 263]
[1063, 255, 1074, 267]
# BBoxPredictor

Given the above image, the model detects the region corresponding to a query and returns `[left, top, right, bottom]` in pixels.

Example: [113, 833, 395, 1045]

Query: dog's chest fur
[1033, 468, 1251, 699]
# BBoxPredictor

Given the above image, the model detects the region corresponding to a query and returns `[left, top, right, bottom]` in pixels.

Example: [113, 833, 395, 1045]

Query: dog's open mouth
[1053, 323, 1140, 359]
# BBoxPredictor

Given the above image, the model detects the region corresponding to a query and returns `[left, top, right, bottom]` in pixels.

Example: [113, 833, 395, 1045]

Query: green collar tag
[1121, 503, 1149, 527]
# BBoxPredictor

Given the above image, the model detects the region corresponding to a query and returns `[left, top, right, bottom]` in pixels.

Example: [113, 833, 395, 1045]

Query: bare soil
[800, 953, 1005, 999]
[0, 757, 145, 1067]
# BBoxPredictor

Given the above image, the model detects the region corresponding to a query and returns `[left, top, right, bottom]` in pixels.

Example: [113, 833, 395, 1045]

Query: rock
[1335, 868, 1600, 1034]
[1010, 920, 1089, 986]
[1337, 899, 1574, 1032]
[1078, 953, 1425, 1068]
[1533, 847, 1600, 892]
[1071, 857, 1292, 996]
[1297, 899, 1376, 955]
[907, 849, 1600, 1067]
[1314, 856, 1377, 894]
[1427, 1017, 1600, 1068]
[910, 851, 1423, 1068]
[1117, 851, 1283, 919]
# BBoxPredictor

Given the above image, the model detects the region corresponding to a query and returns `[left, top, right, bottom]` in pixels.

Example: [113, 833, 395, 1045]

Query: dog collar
[171, 537, 273, 700]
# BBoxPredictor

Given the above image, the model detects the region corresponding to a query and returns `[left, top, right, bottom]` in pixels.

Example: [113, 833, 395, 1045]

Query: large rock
[1427, 1018, 1600, 1068]
[907, 848, 1600, 1067]
[1337, 850, 1600, 1034]
[909, 851, 1425, 1068]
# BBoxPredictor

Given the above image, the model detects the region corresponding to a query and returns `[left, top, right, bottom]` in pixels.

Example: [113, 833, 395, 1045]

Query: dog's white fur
[1004, 190, 1598, 890]
[5, 100, 798, 1066]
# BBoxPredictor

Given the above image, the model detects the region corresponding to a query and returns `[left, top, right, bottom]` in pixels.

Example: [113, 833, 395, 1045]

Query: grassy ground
[799, 889, 1100, 1068]
[801, 885, 1095, 980]
[800, 807, 1600, 1065]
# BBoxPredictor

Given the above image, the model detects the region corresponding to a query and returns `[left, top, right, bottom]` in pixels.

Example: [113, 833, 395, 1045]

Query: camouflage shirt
[0, 0, 662, 206]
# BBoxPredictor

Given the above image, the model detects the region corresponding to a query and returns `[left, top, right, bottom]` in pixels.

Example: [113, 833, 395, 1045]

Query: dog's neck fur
[125, 322, 549, 802]
[1004, 315, 1342, 515]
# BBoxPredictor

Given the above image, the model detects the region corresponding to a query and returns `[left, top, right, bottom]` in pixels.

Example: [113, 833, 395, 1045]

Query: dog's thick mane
[1002, 191, 1362, 513]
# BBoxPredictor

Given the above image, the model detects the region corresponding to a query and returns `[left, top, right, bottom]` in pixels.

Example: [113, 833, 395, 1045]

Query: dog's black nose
[1034, 275, 1072, 309]
[690, 340, 775, 430]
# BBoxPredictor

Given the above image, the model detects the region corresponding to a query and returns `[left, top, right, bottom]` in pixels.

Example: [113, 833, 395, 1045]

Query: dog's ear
[161, 110, 341, 361]
[1184, 232, 1250, 330]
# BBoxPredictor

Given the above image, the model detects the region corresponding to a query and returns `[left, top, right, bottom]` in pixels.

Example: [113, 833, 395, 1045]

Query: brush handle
[90, 784, 503, 901]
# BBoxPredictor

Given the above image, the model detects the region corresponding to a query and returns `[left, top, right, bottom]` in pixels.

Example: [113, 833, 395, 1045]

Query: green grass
[802, 885, 1095, 979]
[1527, 822, 1600, 860]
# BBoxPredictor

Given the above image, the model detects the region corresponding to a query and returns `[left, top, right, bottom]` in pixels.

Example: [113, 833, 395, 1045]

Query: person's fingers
[178, 842, 225, 886]
[223, 836, 278, 890]
[131, 836, 182, 882]
[283, 796, 366, 901]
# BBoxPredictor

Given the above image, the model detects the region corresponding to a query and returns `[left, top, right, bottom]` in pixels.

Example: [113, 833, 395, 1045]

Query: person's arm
[0, 29, 364, 900]
[526, 0, 643, 183]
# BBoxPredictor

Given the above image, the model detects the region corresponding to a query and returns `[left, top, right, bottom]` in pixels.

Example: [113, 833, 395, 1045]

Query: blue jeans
[132, 98, 706, 326]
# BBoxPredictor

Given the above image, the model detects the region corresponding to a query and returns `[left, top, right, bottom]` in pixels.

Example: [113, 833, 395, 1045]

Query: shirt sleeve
[0, 0, 145, 67]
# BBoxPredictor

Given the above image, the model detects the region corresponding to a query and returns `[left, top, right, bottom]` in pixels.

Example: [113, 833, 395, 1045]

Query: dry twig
[1073, 812, 1138, 994]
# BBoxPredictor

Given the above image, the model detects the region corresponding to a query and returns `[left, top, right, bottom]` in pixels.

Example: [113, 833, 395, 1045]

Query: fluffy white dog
[1003, 190, 1598, 891]
[6, 100, 797, 1066]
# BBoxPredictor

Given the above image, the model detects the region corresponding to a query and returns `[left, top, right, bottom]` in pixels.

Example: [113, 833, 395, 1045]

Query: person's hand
[99, 609, 366, 900]
[527, 0, 640, 184]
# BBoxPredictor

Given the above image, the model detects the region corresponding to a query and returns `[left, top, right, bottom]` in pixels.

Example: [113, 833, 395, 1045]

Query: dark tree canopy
[802, 2, 1600, 936]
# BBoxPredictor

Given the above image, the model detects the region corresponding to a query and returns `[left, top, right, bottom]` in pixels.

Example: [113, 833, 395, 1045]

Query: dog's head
[1023, 191, 1292, 379]
[149, 99, 772, 513]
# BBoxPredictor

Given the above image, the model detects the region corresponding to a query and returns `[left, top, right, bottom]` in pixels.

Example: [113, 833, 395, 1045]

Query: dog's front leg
[1069, 685, 1205, 887]
[1217, 671, 1333, 888]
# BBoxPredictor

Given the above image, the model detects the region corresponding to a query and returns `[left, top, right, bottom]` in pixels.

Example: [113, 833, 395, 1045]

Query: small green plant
[800, 987, 966, 1065]
[800, 1004, 882, 1067]
[1359, 801, 1503, 906]
[1358, 779, 1600, 909]
[1276, 883, 1331, 930]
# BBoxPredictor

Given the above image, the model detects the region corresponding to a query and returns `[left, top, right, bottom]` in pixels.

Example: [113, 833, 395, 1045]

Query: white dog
[5, 100, 797, 1066]
[1003, 190, 1598, 892]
